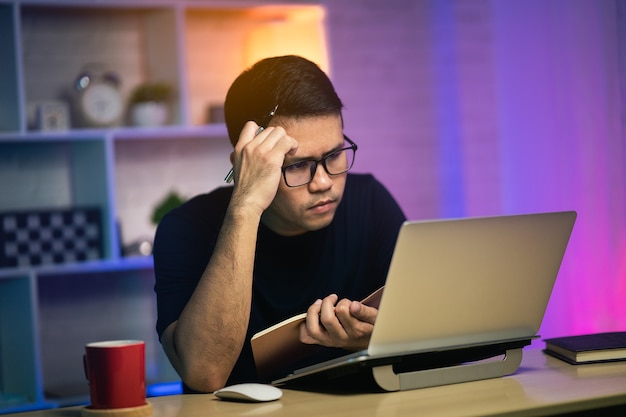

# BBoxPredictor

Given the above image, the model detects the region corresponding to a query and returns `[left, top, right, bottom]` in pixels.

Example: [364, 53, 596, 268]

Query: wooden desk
[14, 349, 626, 417]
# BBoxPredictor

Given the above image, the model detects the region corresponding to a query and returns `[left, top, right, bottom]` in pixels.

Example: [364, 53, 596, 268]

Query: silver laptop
[273, 211, 577, 391]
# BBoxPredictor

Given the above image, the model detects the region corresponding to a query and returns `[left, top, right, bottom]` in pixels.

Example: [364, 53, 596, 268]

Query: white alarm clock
[75, 67, 123, 127]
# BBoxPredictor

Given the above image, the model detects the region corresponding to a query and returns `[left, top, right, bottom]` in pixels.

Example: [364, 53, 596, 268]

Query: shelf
[0, 139, 113, 259]
[0, 0, 328, 412]
[0, 125, 232, 257]
[0, 256, 154, 279]
[0, 123, 228, 142]
[111, 123, 228, 140]
[0, 130, 108, 142]
[18, 3, 181, 132]
[1, 0, 327, 135]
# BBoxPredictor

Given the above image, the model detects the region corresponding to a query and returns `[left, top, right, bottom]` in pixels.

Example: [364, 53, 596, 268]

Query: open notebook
[267, 211, 577, 391]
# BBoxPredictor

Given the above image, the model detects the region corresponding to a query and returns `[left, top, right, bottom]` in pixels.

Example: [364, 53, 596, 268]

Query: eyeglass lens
[283, 147, 356, 187]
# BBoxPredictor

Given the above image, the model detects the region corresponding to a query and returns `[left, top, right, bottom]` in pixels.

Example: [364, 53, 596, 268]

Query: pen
[224, 105, 279, 183]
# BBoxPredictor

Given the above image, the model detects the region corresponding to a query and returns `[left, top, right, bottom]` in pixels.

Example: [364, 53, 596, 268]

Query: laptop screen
[368, 211, 576, 356]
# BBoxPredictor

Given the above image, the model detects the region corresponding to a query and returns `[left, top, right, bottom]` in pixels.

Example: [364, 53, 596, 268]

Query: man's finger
[349, 301, 377, 325]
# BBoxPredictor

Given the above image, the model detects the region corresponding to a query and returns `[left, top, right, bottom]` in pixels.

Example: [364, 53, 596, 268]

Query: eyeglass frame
[281, 135, 358, 188]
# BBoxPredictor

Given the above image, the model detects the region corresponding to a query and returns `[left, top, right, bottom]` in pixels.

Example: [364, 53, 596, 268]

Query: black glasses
[281, 135, 358, 187]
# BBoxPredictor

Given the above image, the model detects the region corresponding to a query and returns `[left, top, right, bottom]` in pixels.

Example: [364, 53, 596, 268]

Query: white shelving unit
[0, 0, 326, 412]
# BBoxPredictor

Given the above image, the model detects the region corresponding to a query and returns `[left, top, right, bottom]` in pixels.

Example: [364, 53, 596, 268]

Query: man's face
[261, 114, 347, 236]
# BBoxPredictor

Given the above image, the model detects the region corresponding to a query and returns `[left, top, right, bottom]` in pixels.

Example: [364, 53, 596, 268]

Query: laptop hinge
[371, 347, 523, 391]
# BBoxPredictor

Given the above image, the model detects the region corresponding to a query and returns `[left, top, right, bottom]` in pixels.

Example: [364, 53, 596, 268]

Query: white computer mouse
[214, 383, 283, 402]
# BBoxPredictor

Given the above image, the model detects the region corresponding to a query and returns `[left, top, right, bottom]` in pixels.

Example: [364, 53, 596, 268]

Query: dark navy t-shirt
[153, 173, 406, 386]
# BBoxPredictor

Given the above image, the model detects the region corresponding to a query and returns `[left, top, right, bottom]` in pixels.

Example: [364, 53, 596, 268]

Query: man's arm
[160, 205, 259, 392]
[160, 123, 297, 392]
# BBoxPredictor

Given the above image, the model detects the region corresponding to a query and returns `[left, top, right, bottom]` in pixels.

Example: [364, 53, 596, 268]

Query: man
[153, 55, 406, 393]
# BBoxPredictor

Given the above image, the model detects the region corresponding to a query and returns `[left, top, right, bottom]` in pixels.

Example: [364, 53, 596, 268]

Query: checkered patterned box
[0, 207, 103, 268]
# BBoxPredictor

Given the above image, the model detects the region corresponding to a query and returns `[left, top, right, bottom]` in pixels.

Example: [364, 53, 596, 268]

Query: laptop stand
[371, 344, 525, 391]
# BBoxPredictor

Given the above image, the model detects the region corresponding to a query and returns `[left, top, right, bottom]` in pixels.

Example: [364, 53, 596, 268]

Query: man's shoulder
[346, 172, 382, 190]
[341, 173, 405, 224]
[345, 173, 391, 199]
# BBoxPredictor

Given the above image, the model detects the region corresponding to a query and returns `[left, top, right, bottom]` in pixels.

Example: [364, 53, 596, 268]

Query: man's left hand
[299, 294, 377, 350]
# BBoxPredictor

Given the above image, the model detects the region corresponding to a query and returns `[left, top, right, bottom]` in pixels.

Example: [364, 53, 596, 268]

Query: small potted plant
[151, 191, 185, 226]
[129, 82, 174, 127]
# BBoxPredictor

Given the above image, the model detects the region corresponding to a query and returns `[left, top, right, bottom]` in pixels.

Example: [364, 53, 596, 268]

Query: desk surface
[16, 349, 626, 417]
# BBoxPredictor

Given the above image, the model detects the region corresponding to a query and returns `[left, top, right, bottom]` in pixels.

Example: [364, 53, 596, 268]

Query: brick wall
[326, 0, 501, 219]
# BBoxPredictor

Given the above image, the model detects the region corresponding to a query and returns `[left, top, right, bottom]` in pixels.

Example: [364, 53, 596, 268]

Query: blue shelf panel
[0, 399, 53, 415]
[0, 3, 21, 133]
[0, 256, 153, 279]
[0, 276, 44, 413]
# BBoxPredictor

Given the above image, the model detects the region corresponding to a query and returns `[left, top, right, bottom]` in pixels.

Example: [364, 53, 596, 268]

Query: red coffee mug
[83, 340, 146, 409]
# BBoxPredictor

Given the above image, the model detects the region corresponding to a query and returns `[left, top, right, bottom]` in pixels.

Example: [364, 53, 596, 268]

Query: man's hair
[224, 55, 344, 146]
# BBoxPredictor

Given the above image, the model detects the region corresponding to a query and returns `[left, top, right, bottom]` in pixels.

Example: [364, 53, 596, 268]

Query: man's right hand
[229, 121, 298, 216]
